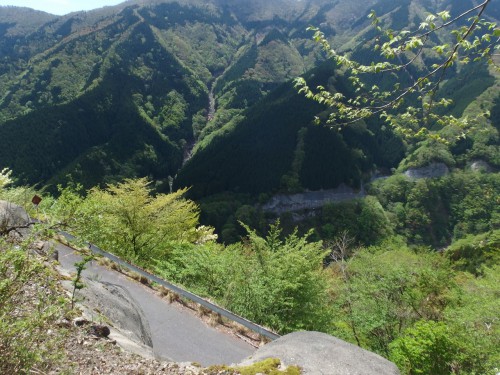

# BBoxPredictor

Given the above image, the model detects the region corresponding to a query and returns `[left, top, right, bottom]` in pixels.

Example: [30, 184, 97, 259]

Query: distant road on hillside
[56, 243, 255, 366]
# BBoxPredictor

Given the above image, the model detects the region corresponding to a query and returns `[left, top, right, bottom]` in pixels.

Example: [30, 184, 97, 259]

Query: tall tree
[74, 178, 210, 261]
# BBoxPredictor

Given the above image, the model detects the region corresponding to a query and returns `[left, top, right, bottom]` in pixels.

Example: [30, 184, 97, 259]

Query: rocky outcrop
[262, 185, 365, 214]
[403, 162, 449, 179]
[0, 200, 30, 233]
[71, 279, 154, 348]
[239, 331, 400, 375]
[469, 159, 494, 172]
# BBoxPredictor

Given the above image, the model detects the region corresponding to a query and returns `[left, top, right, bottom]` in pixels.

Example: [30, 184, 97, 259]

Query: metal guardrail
[59, 231, 281, 341]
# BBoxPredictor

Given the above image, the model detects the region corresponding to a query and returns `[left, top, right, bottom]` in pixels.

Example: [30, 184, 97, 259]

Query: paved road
[56, 243, 255, 366]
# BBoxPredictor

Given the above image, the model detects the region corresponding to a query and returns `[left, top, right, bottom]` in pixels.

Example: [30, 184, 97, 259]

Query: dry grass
[157, 285, 170, 297]
[231, 322, 253, 337]
[138, 275, 149, 285]
[196, 305, 211, 318]
[167, 292, 180, 303]
[259, 336, 271, 347]
[97, 257, 112, 267]
[109, 262, 121, 272]
[206, 312, 224, 327]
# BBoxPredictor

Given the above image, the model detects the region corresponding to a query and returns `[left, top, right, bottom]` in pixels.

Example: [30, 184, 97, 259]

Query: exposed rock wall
[262, 184, 365, 214]
[403, 162, 449, 179]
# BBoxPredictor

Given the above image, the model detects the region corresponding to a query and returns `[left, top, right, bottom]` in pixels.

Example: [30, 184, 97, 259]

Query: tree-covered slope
[0, 7, 209, 188]
[0, 0, 337, 187]
[0, 0, 498, 191]
[176, 62, 405, 198]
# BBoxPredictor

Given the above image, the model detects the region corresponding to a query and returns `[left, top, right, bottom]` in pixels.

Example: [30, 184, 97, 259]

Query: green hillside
[0, 0, 341, 188]
[0, 0, 498, 202]
[177, 61, 404, 198]
[0, 2, 499, 373]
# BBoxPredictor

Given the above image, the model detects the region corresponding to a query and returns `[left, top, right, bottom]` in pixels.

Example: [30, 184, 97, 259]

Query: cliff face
[404, 163, 450, 180]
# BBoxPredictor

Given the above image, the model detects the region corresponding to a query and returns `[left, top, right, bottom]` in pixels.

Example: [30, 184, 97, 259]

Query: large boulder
[73, 279, 154, 348]
[0, 200, 30, 233]
[239, 331, 400, 375]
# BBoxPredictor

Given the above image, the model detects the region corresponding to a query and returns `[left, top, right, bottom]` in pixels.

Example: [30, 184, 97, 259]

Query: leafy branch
[295, 0, 498, 140]
[71, 255, 94, 309]
[0, 167, 12, 190]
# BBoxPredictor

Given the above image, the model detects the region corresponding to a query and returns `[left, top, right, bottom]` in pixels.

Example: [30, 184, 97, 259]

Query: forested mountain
[0, 0, 498, 242]
[176, 61, 404, 198]
[0, 0, 341, 187]
[1, 0, 496, 188]
[1, 3, 499, 373]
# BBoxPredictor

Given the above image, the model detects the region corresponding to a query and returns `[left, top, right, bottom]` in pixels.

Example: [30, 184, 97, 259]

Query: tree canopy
[295, 0, 499, 140]
[0, 168, 12, 190]
[53, 178, 214, 262]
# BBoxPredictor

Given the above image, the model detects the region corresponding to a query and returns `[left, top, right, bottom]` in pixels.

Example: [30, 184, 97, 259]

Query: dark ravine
[208, 81, 216, 122]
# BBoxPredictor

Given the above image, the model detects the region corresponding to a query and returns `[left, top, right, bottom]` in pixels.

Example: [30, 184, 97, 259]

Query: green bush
[156, 222, 332, 333]
[0, 238, 65, 374]
[329, 243, 456, 356]
[446, 230, 500, 275]
[222, 223, 332, 332]
[389, 320, 458, 375]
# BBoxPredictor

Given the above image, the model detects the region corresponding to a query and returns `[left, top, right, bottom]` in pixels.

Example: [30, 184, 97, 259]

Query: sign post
[32, 195, 42, 217]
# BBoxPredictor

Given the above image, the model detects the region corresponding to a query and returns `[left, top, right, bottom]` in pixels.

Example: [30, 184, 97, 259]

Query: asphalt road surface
[56, 242, 255, 366]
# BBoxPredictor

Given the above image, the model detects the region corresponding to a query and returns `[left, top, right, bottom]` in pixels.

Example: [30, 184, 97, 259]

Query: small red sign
[32, 195, 42, 206]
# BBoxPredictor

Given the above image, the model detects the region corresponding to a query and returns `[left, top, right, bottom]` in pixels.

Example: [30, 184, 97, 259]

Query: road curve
[55, 243, 255, 366]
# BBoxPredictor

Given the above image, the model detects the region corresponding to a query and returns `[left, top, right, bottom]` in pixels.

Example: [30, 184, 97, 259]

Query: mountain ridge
[0, 0, 498, 194]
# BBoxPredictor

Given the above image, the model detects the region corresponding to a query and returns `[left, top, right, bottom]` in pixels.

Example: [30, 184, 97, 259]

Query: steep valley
[0, 0, 498, 245]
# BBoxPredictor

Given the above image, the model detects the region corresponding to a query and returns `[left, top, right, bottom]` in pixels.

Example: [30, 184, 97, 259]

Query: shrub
[0, 237, 65, 374]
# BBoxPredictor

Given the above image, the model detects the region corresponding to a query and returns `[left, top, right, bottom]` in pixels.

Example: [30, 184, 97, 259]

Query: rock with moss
[239, 331, 400, 375]
[206, 358, 300, 375]
[0, 200, 30, 233]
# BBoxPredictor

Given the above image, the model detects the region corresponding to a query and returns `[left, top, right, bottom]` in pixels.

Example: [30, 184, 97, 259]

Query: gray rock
[0, 200, 30, 233]
[262, 185, 365, 215]
[50, 248, 59, 261]
[31, 240, 58, 260]
[73, 279, 153, 347]
[239, 331, 400, 375]
[403, 162, 449, 179]
[469, 160, 493, 173]
[90, 324, 111, 338]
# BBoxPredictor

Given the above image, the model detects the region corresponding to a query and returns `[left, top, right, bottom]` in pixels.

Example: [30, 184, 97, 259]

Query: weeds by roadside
[0, 236, 67, 374]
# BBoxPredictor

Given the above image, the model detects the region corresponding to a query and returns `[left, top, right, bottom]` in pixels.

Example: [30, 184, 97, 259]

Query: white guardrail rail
[59, 230, 281, 341]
